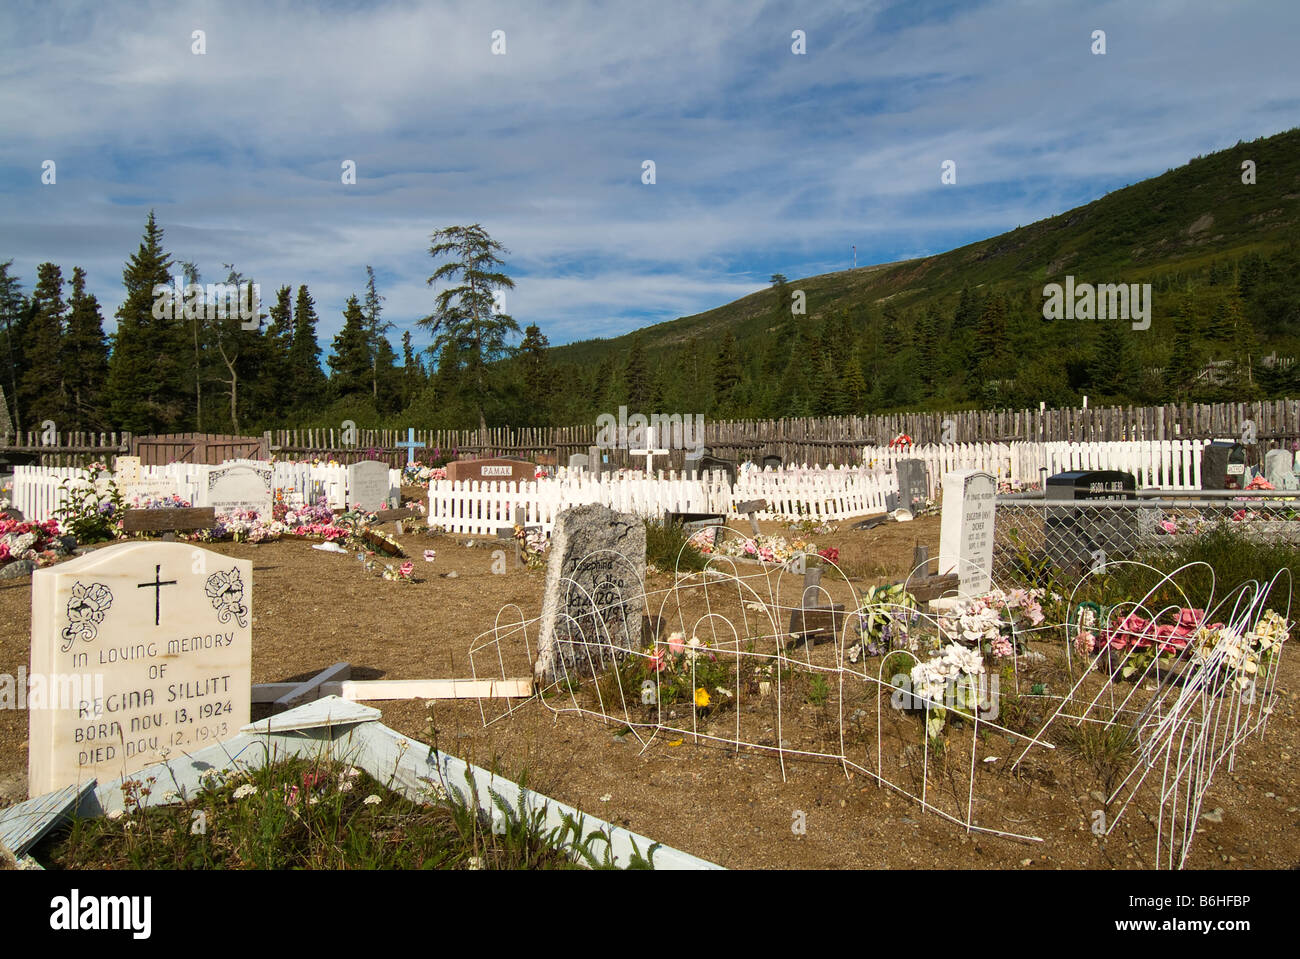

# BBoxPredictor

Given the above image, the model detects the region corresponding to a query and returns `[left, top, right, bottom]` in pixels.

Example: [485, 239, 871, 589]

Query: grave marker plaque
[348, 459, 397, 511]
[28, 541, 252, 796]
[445, 458, 535, 484]
[937, 470, 996, 593]
[202, 459, 273, 516]
[534, 504, 646, 681]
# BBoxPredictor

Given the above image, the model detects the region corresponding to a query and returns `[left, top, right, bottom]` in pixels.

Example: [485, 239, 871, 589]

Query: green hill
[541, 127, 1300, 422]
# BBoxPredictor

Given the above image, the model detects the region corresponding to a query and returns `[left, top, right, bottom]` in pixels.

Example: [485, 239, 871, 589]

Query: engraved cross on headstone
[137, 563, 177, 626]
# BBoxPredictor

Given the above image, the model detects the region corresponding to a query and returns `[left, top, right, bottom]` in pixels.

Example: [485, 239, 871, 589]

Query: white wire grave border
[1017, 560, 1292, 869]
[465, 526, 1290, 864]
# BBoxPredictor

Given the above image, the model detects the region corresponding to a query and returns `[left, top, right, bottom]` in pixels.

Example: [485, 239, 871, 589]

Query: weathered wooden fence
[4, 400, 1299, 469]
[265, 399, 1300, 468]
[131, 433, 267, 465]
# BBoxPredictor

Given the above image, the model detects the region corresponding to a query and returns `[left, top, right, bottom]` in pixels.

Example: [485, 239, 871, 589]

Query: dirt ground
[2, 508, 1297, 870]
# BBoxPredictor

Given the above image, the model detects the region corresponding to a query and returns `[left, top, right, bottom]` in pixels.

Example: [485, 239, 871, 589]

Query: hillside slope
[546, 127, 1300, 419]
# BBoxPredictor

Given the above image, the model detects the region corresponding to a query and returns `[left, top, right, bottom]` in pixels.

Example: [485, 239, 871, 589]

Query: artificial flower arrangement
[787, 518, 840, 536]
[686, 527, 819, 566]
[402, 462, 448, 487]
[0, 513, 68, 570]
[639, 632, 730, 712]
[513, 524, 550, 569]
[358, 554, 416, 583]
[937, 587, 1045, 659]
[1190, 609, 1289, 692]
[909, 642, 988, 740]
[1076, 603, 1290, 689]
[127, 492, 192, 510]
[849, 583, 920, 660]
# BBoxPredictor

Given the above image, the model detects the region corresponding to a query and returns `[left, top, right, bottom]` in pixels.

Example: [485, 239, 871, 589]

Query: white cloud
[0, 0, 1296, 350]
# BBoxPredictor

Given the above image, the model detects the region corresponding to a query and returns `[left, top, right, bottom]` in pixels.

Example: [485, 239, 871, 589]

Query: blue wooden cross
[395, 428, 426, 465]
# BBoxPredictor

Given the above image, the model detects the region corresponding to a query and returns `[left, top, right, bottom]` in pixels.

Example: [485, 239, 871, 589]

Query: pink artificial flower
[647, 647, 668, 673]
[1159, 520, 1177, 534]
[423, 549, 436, 562]
[1176, 608, 1204, 629]
[1074, 631, 1097, 657]
[399, 561, 414, 578]
[668, 634, 685, 655]
[990, 636, 1014, 658]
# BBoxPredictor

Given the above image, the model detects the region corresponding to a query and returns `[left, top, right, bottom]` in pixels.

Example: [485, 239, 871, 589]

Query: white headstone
[348, 460, 396, 511]
[28, 541, 252, 796]
[1265, 448, 1299, 490]
[938, 469, 996, 594]
[202, 459, 273, 517]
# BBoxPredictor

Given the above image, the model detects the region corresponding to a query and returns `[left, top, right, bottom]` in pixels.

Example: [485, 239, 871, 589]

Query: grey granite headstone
[897, 459, 929, 512]
[568, 453, 589, 473]
[533, 504, 646, 682]
[348, 459, 396, 511]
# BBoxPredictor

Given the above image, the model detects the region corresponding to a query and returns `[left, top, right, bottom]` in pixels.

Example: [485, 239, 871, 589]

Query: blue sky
[2, 0, 1298, 355]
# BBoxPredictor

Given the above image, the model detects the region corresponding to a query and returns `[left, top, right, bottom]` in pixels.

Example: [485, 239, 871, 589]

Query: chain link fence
[992, 491, 1300, 586]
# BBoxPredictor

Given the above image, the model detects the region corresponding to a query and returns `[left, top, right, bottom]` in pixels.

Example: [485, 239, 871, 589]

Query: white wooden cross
[631, 425, 670, 477]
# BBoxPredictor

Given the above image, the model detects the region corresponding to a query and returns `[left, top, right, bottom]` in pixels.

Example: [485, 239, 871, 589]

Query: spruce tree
[107, 212, 181, 432]
[517, 324, 551, 418]
[287, 285, 328, 413]
[421, 224, 519, 431]
[624, 336, 651, 409]
[363, 265, 394, 402]
[401, 330, 426, 409]
[63, 267, 110, 430]
[20, 262, 66, 427]
[0, 261, 27, 432]
[328, 295, 372, 400]
[712, 331, 741, 411]
[257, 286, 295, 420]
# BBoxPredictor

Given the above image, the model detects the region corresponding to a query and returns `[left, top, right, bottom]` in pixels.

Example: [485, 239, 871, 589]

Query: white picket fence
[864, 439, 1210, 494]
[428, 466, 898, 536]
[9, 462, 398, 521]
[732, 464, 895, 520]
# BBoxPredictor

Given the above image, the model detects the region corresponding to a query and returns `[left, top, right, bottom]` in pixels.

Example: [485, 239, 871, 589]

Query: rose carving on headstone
[205, 568, 249, 627]
[60, 581, 114, 651]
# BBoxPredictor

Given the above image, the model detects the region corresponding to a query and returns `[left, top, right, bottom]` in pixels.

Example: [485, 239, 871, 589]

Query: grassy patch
[41, 756, 654, 870]
[1088, 524, 1300, 616]
[644, 519, 708, 572]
